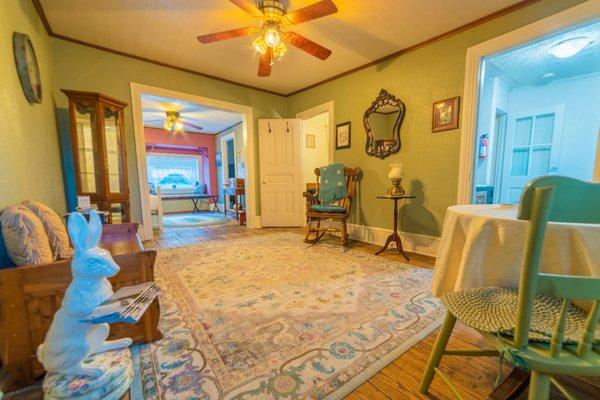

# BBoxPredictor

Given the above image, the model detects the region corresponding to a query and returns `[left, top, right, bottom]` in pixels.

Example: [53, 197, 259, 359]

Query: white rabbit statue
[37, 210, 132, 377]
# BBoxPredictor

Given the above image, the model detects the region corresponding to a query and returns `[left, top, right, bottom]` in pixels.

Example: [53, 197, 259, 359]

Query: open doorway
[297, 102, 334, 223]
[471, 19, 600, 204]
[130, 83, 256, 240]
[217, 123, 246, 223]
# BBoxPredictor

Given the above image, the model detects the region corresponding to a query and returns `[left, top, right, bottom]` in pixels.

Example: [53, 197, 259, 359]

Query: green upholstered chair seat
[311, 204, 347, 213]
[441, 287, 600, 344]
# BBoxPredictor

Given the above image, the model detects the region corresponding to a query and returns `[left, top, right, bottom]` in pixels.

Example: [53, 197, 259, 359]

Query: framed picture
[432, 97, 460, 132]
[216, 152, 222, 167]
[336, 121, 351, 150]
[305, 134, 315, 148]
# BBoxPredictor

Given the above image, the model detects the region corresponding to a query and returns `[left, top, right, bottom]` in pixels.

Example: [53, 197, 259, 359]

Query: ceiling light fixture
[549, 37, 593, 59]
[252, 26, 287, 63]
[164, 111, 184, 133]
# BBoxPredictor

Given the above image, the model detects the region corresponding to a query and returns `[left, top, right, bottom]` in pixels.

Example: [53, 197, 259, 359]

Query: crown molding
[32, 0, 542, 98]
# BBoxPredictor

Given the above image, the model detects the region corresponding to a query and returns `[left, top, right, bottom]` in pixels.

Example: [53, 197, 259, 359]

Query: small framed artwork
[216, 152, 222, 167]
[306, 134, 315, 148]
[432, 97, 460, 132]
[336, 121, 351, 150]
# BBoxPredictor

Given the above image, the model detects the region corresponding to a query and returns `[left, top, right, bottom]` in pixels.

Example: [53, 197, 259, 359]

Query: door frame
[220, 132, 235, 209]
[296, 100, 335, 165]
[457, 1, 600, 204]
[130, 82, 257, 240]
[296, 101, 334, 225]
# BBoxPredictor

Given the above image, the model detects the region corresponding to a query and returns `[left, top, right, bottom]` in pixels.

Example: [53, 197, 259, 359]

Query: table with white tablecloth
[432, 204, 600, 297]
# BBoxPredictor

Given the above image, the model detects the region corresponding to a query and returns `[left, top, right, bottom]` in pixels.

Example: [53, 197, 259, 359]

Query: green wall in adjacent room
[286, 0, 585, 237]
[51, 39, 288, 223]
[0, 0, 65, 213]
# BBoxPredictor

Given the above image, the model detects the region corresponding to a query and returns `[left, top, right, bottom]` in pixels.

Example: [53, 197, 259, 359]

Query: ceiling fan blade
[144, 119, 166, 123]
[183, 121, 204, 131]
[258, 47, 273, 77]
[197, 26, 259, 44]
[228, 0, 264, 18]
[283, 31, 332, 60]
[284, 0, 337, 25]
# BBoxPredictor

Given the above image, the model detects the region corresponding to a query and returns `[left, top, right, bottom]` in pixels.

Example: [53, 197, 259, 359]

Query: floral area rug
[163, 213, 230, 228]
[131, 232, 444, 399]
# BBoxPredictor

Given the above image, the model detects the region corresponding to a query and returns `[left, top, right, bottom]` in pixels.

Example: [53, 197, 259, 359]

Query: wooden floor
[144, 220, 600, 400]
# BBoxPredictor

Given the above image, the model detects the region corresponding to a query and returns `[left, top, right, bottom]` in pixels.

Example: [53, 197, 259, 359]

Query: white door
[500, 105, 564, 203]
[259, 119, 303, 227]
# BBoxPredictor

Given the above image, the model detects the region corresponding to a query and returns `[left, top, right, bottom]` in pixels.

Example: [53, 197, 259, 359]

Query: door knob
[262, 180, 267, 184]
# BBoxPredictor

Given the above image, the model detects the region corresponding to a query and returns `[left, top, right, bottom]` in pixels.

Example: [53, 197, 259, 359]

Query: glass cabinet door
[74, 103, 101, 194]
[103, 107, 125, 194]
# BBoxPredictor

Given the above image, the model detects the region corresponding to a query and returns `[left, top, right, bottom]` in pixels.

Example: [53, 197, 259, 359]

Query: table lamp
[387, 163, 405, 196]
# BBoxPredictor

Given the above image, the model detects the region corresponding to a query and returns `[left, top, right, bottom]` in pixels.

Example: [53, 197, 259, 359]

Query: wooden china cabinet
[62, 90, 131, 223]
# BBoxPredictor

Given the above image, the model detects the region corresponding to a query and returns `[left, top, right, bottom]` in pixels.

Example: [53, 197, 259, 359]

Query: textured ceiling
[40, 0, 524, 94]
[487, 19, 600, 87]
[142, 93, 243, 133]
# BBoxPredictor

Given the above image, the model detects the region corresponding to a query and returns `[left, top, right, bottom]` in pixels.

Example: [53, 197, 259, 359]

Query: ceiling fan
[197, 0, 338, 77]
[146, 110, 204, 133]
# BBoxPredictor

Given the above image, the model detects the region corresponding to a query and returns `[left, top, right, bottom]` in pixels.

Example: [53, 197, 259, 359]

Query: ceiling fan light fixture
[252, 35, 267, 54]
[174, 121, 184, 132]
[549, 37, 593, 58]
[264, 28, 281, 47]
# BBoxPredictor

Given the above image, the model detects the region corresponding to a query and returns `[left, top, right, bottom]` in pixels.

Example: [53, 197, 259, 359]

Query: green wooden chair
[420, 176, 600, 400]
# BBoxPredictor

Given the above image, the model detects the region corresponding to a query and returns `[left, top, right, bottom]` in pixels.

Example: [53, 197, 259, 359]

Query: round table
[432, 204, 600, 297]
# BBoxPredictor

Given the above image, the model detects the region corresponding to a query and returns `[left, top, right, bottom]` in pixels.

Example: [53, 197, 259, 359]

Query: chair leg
[528, 371, 551, 400]
[304, 218, 313, 243]
[419, 313, 457, 394]
[341, 219, 348, 247]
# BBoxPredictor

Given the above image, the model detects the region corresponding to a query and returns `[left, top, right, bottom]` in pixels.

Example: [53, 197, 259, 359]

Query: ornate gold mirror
[364, 89, 406, 159]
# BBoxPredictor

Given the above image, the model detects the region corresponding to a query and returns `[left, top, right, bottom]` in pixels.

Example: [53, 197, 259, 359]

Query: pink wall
[144, 127, 218, 195]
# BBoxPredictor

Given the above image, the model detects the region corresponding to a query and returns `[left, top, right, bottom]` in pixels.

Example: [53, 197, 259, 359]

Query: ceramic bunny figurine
[37, 210, 132, 377]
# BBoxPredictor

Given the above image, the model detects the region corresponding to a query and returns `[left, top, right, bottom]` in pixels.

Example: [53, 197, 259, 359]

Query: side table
[375, 195, 415, 260]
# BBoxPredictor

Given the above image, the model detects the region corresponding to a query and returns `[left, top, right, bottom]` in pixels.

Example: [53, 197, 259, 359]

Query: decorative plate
[13, 32, 42, 104]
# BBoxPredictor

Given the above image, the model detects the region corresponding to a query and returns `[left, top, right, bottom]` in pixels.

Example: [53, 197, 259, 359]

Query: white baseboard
[346, 223, 440, 258]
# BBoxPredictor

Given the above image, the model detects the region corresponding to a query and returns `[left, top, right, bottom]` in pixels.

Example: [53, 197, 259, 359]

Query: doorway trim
[130, 82, 256, 240]
[220, 131, 235, 210]
[457, 1, 600, 204]
[296, 101, 334, 225]
[296, 101, 335, 163]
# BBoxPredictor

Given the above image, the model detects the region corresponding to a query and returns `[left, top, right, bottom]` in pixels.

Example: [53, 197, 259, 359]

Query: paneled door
[500, 105, 564, 203]
[259, 119, 303, 227]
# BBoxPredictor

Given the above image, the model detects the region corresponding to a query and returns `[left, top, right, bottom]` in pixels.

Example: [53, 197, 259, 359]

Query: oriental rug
[131, 232, 444, 399]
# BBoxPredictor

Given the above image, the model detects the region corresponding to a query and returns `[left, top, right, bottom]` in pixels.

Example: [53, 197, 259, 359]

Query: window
[147, 154, 201, 193]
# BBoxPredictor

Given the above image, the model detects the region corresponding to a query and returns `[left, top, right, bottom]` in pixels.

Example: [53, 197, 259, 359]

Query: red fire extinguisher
[478, 134, 489, 159]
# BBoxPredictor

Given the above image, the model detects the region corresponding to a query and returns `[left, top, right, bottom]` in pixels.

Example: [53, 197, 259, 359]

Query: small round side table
[375, 194, 415, 260]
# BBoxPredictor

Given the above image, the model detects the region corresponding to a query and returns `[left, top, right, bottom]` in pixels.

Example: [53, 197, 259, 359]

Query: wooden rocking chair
[303, 167, 361, 247]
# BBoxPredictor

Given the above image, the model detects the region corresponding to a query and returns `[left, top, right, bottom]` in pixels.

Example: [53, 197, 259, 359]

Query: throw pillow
[23, 200, 73, 260]
[0, 205, 53, 266]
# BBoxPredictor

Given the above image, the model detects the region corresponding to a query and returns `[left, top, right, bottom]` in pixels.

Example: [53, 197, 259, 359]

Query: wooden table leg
[191, 197, 201, 213]
[375, 198, 410, 260]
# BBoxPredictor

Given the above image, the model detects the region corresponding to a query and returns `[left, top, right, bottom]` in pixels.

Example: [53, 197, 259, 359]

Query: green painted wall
[287, 0, 584, 237]
[51, 39, 287, 223]
[0, 0, 65, 213]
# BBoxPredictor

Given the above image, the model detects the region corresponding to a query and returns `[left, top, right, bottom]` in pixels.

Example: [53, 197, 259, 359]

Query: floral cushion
[0, 205, 53, 266]
[23, 200, 73, 260]
[43, 348, 133, 400]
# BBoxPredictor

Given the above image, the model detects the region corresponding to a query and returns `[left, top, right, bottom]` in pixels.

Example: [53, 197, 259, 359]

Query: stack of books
[82, 282, 159, 324]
